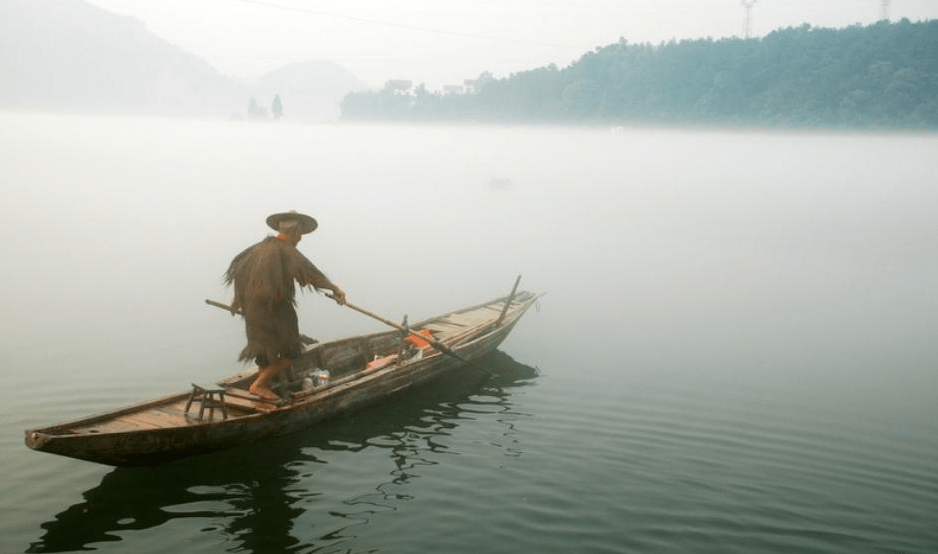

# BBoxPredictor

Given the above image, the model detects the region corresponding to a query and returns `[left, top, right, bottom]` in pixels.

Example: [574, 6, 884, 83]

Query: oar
[206, 297, 487, 372]
[324, 294, 493, 373]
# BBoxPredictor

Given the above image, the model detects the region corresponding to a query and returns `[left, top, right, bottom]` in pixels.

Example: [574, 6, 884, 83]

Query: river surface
[1, 113, 936, 554]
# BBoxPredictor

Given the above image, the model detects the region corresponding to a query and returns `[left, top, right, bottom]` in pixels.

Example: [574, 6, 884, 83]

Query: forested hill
[341, 19, 938, 130]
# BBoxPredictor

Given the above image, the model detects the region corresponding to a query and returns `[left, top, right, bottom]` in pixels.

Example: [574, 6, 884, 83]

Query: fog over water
[1, 113, 936, 554]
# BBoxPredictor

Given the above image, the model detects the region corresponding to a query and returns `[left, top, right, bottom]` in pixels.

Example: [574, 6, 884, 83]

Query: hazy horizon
[82, 0, 938, 89]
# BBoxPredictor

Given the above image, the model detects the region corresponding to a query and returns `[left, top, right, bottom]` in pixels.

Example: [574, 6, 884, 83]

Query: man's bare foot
[248, 383, 280, 401]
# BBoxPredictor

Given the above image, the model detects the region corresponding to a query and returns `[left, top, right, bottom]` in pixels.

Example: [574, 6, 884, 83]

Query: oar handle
[205, 298, 241, 315]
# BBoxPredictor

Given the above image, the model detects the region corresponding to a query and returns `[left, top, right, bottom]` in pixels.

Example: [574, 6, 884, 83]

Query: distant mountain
[0, 0, 369, 121]
[0, 0, 245, 117]
[250, 61, 371, 122]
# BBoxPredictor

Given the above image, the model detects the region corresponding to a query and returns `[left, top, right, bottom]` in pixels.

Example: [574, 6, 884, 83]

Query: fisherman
[225, 211, 346, 400]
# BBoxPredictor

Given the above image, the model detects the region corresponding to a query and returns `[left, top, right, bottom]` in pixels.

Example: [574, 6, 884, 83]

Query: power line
[229, 0, 587, 50]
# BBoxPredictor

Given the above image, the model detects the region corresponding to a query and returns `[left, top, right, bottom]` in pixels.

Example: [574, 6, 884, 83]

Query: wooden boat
[25, 288, 540, 467]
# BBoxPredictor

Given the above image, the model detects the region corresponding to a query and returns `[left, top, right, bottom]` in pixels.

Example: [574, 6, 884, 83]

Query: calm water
[1, 113, 936, 554]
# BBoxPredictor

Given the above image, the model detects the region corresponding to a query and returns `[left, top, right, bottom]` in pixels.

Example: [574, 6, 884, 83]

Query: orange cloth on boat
[405, 329, 434, 348]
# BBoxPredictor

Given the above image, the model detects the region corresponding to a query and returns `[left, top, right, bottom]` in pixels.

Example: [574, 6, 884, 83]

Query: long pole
[205, 298, 487, 372]
[496, 275, 522, 326]
[324, 295, 487, 370]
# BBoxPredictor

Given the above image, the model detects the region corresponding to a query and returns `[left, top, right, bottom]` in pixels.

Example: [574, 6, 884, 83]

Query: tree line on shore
[341, 19, 937, 130]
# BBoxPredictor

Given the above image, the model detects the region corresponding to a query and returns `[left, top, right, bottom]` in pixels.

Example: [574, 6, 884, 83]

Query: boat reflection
[27, 350, 539, 553]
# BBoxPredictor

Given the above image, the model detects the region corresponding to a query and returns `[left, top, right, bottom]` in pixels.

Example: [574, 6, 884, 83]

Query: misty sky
[85, 0, 938, 88]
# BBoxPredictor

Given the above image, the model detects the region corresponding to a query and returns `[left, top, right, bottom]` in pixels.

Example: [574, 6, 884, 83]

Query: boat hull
[26, 293, 536, 466]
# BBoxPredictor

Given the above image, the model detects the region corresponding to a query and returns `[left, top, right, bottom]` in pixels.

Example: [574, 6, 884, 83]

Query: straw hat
[266, 211, 318, 234]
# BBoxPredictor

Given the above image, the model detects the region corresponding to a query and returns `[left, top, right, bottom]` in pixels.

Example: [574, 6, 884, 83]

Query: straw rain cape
[224, 236, 336, 364]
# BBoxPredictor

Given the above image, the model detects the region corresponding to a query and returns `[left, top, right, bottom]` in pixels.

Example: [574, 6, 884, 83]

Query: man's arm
[295, 258, 346, 305]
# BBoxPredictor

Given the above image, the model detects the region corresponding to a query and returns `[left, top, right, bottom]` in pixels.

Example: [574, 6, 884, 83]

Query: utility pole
[879, 0, 891, 21]
[741, 0, 759, 39]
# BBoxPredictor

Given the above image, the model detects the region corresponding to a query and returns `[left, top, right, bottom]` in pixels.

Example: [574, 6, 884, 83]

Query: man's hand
[331, 287, 347, 305]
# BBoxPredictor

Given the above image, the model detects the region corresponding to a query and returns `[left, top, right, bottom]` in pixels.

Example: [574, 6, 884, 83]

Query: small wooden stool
[185, 384, 228, 420]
